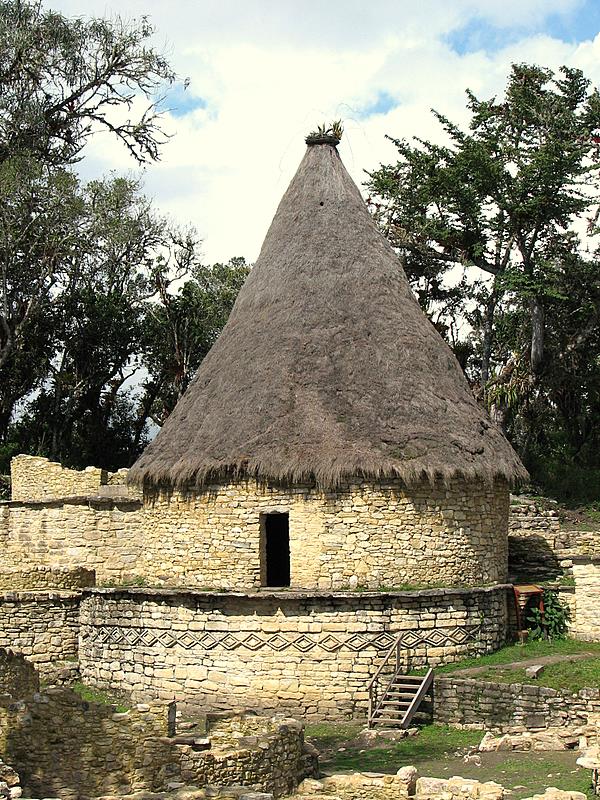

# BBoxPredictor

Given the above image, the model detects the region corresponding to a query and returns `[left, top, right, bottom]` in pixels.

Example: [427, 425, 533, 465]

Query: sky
[51, 0, 600, 266]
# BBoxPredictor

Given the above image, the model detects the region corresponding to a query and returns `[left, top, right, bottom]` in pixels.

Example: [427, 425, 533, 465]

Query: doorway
[261, 512, 290, 587]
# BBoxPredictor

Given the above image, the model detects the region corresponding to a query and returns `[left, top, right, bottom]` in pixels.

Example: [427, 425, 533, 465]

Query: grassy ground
[71, 681, 129, 712]
[435, 638, 600, 675]
[462, 658, 600, 692]
[305, 723, 593, 799]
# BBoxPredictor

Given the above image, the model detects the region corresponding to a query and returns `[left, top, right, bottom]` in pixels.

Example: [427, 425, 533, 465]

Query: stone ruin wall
[508, 495, 600, 583]
[0, 591, 80, 676]
[0, 685, 312, 800]
[10, 455, 112, 501]
[1, 467, 510, 590]
[571, 558, 600, 642]
[78, 586, 508, 720]
[0, 648, 39, 699]
[433, 675, 600, 731]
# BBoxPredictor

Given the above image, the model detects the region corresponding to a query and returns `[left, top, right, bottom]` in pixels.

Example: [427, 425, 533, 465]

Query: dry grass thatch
[129, 142, 527, 490]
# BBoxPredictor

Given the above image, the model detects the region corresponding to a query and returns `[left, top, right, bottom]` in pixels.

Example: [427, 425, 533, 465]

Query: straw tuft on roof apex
[129, 138, 527, 490]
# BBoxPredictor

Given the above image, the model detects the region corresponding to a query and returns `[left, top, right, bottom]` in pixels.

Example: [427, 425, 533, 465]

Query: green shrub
[527, 589, 571, 640]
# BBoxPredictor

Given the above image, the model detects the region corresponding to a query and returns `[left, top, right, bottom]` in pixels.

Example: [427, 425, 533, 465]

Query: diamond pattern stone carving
[267, 634, 289, 651]
[319, 634, 343, 652]
[85, 624, 482, 654]
[291, 635, 316, 653]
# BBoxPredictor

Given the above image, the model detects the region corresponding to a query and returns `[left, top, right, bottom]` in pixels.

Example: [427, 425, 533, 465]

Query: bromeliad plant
[308, 121, 344, 141]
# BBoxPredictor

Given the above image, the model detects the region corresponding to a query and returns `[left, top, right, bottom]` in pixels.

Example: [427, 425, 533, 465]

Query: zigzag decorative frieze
[84, 624, 481, 652]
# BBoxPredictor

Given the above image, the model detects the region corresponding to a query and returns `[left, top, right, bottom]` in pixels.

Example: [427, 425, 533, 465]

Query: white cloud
[50, 0, 599, 263]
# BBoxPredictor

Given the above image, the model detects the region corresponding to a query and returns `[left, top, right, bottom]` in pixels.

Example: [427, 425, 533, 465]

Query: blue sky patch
[158, 85, 208, 118]
[357, 91, 400, 119]
[445, 1, 600, 55]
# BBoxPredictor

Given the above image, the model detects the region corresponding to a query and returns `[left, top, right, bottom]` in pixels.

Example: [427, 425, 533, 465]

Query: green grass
[72, 682, 129, 712]
[306, 723, 482, 773]
[434, 638, 600, 675]
[471, 657, 600, 692]
[305, 722, 593, 799]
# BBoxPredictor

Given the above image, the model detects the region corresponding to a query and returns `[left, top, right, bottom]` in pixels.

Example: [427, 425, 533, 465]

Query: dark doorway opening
[262, 513, 290, 587]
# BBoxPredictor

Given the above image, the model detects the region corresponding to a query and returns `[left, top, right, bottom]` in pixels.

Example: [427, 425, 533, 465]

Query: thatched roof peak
[129, 139, 527, 490]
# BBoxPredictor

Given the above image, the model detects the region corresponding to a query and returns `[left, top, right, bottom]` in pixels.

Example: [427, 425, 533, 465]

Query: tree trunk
[481, 288, 498, 388]
[530, 296, 545, 375]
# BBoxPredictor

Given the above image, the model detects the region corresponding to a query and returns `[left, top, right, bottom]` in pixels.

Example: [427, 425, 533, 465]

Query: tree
[16, 175, 201, 467]
[134, 257, 250, 453]
[0, 0, 175, 166]
[367, 64, 600, 388]
[0, 0, 178, 444]
[367, 64, 600, 499]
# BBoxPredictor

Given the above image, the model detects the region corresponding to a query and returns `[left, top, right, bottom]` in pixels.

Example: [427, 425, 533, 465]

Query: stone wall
[0, 591, 80, 675]
[295, 771, 505, 800]
[79, 586, 508, 720]
[0, 693, 312, 800]
[571, 558, 600, 641]
[0, 690, 175, 800]
[0, 757, 21, 800]
[0, 648, 39, 699]
[10, 455, 107, 501]
[0, 566, 95, 591]
[433, 676, 600, 730]
[0, 497, 143, 586]
[1, 475, 509, 590]
[178, 712, 317, 797]
[508, 495, 600, 583]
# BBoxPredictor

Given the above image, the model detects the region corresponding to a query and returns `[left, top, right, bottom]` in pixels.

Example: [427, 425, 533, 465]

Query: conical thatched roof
[130, 139, 527, 490]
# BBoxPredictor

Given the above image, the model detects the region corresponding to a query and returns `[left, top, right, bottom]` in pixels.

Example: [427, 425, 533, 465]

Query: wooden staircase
[367, 637, 434, 728]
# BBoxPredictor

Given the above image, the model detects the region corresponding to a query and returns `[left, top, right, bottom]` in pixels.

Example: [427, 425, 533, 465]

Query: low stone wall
[10, 455, 106, 501]
[0, 690, 174, 800]
[433, 676, 600, 730]
[572, 558, 600, 641]
[295, 770, 505, 800]
[0, 566, 95, 591]
[0, 648, 39, 698]
[79, 586, 509, 720]
[0, 591, 80, 675]
[178, 712, 317, 797]
[0, 693, 312, 800]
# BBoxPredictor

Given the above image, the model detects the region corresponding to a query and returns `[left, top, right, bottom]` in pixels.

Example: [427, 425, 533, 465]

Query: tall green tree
[0, 0, 177, 444]
[367, 63, 600, 387]
[367, 64, 600, 499]
[134, 257, 250, 454]
[16, 175, 200, 467]
[0, 0, 175, 166]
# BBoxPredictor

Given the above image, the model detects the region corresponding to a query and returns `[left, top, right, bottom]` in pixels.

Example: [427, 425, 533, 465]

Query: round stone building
[129, 133, 526, 591]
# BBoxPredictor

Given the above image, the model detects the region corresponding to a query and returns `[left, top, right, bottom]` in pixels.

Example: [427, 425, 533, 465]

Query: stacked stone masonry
[0, 648, 38, 698]
[0, 757, 20, 800]
[1, 473, 509, 590]
[78, 586, 508, 719]
[0, 689, 312, 800]
[571, 559, 600, 641]
[0, 567, 95, 591]
[0, 591, 80, 675]
[508, 495, 600, 583]
[295, 770, 512, 800]
[0, 690, 175, 800]
[433, 676, 600, 730]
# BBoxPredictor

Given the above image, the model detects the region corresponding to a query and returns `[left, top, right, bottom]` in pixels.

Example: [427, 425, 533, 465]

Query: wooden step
[369, 667, 434, 730]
